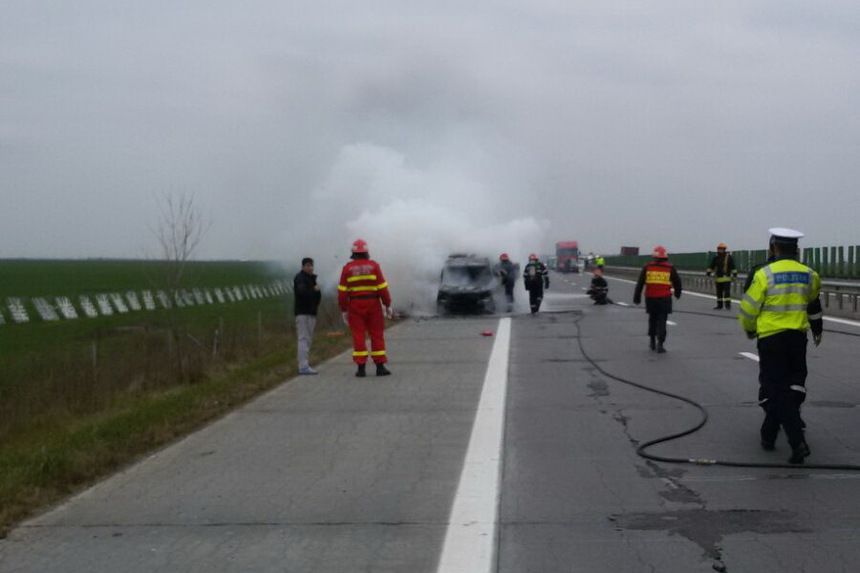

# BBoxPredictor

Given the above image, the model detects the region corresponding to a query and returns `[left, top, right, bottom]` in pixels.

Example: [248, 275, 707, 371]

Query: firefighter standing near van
[633, 246, 682, 353]
[498, 253, 517, 312]
[706, 243, 738, 310]
[523, 253, 549, 314]
[338, 239, 393, 377]
[738, 228, 823, 464]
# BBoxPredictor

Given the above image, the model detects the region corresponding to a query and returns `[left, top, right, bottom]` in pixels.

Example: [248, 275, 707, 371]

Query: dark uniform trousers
[645, 297, 672, 343]
[715, 281, 732, 307]
[757, 330, 808, 448]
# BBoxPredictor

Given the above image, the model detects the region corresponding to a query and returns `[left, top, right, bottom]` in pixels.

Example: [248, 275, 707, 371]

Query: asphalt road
[2, 272, 859, 573]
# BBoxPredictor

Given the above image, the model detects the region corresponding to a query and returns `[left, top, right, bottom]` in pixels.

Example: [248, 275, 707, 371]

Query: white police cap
[769, 227, 804, 243]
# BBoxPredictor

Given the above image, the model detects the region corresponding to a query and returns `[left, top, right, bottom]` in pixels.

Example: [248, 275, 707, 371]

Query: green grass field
[0, 258, 292, 355]
[0, 258, 289, 298]
[0, 259, 296, 436]
[0, 258, 352, 535]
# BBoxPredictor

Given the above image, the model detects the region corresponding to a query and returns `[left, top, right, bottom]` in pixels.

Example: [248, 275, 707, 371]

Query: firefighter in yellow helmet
[738, 228, 823, 464]
[706, 242, 738, 310]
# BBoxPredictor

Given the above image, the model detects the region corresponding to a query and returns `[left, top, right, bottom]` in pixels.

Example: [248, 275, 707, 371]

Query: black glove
[746, 331, 757, 340]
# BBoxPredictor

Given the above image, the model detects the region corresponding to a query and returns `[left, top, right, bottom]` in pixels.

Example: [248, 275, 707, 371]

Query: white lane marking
[667, 320, 677, 326]
[740, 352, 759, 362]
[616, 302, 630, 307]
[824, 315, 860, 327]
[436, 317, 511, 573]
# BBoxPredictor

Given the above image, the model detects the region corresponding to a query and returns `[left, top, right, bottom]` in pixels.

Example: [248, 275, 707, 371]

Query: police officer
[738, 228, 823, 464]
[338, 239, 394, 377]
[706, 242, 738, 310]
[633, 246, 682, 353]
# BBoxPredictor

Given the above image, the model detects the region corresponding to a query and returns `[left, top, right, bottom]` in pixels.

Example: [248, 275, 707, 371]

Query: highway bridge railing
[604, 245, 860, 280]
[604, 266, 860, 321]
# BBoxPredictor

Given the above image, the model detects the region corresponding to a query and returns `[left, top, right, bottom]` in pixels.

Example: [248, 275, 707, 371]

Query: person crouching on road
[587, 267, 611, 305]
[523, 253, 549, 314]
[294, 257, 321, 375]
[738, 228, 823, 465]
[633, 245, 682, 353]
[706, 242, 738, 310]
[338, 238, 393, 378]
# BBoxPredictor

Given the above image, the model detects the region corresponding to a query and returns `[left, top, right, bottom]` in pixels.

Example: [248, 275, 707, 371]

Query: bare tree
[150, 192, 211, 381]
[153, 192, 211, 295]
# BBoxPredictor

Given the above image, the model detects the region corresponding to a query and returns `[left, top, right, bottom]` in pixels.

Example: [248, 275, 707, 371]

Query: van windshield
[441, 263, 493, 286]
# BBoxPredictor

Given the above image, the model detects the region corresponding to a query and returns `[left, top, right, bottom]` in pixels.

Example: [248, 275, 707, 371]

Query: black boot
[356, 364, 366, 378]
[376, 363, 391, 376]
[649, 337, 656, 351]
[656, 341, 666, 354]
[760, 427, 777, 451]
[788, 441, 810, 464]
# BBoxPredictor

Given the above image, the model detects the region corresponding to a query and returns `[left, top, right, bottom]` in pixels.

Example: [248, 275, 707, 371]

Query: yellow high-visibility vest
[738, 258, 821, 339]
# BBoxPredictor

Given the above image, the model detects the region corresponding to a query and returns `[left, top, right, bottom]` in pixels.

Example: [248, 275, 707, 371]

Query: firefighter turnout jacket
[523, 261, 549, 291]
[738, 257, 823, 339]
[707, 253, 738, 283]
[633, 260, 682, 303]
[338, 259, 392, 308]
[338, 258, 392, 364]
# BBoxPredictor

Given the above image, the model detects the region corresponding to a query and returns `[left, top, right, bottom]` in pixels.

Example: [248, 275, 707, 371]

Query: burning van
[436, 254, 498, 314]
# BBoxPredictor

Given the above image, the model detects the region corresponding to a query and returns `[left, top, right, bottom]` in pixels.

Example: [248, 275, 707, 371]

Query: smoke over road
[288, 142, 548, 315]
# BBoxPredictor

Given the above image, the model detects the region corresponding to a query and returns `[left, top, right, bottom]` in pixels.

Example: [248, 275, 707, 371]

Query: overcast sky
[3, 2, 858, 278]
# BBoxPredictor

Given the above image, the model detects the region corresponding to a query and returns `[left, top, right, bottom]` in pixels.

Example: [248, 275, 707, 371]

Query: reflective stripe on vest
[644, 262, 673, 298]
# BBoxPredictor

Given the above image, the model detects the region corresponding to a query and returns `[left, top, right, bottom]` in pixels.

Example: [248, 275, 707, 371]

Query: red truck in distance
[555, 241, 580, 273]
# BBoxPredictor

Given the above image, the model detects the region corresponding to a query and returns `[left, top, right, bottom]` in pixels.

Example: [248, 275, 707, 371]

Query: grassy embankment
[0, 259, 351, 537]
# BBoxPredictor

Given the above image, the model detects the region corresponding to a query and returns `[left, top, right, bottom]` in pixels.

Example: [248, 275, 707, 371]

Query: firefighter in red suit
[338, 239, 393, 377]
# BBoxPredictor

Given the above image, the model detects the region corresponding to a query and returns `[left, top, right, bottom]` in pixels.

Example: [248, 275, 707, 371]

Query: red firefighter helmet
[652, 245, 668, 259]
[528, 253, 538, 260]
[499, 253, 509, 261]
[351, 238, 369, 254]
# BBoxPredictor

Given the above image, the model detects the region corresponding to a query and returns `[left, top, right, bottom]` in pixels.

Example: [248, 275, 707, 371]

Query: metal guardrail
[606, 267, 860, 320]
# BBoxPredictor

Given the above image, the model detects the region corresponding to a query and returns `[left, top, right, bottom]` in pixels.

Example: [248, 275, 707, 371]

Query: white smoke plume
[287, 142, 548, 315]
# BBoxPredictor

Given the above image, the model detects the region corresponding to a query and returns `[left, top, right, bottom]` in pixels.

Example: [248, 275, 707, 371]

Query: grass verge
[0, 325, 352, 538]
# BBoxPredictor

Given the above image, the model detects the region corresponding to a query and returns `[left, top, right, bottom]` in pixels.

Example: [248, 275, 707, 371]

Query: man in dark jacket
[633, 245, 683, 353]
[294, 257, 322, 375]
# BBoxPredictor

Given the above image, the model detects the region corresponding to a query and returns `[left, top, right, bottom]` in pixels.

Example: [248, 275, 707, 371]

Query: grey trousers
[295, 314, 317, 369]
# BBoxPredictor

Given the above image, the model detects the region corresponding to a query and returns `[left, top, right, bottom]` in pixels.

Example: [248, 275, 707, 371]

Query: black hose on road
[570, 310, 860, 471]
